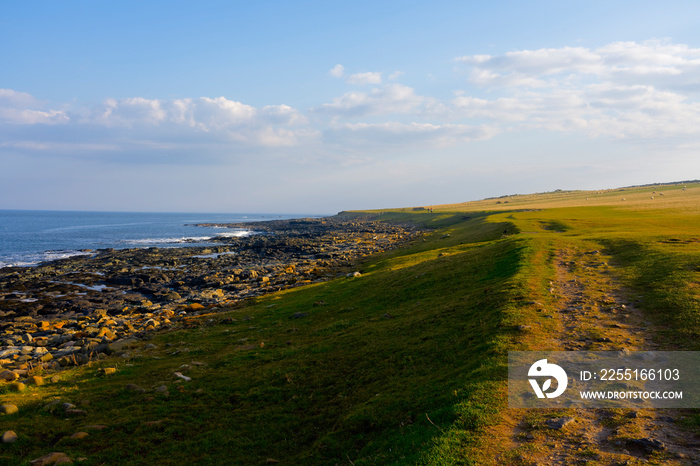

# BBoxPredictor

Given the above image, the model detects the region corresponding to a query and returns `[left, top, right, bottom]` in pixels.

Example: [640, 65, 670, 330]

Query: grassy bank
[1, 215, 528, 465]
[1, 181, 699, 464]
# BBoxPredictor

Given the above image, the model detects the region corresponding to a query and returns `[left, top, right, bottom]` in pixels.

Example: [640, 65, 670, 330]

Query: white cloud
[329, 121, 500, 149]
[0, 89, 39, 107]
[315, 83, 437, 117]
[452, 40, 700, 140]
[456, 40, 700, 90]
[347, 71, 383, 85]
[329, 64, 345, 78]
[4, 39, 700, 169]
[82, 95, 314, 147]
[0, 88, 69, 125]
[0, 91, 318, 161]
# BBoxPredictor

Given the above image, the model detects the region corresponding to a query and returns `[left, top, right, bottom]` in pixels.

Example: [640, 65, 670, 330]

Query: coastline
[0, 216, 421, 373]
[0, 210, 312, 269]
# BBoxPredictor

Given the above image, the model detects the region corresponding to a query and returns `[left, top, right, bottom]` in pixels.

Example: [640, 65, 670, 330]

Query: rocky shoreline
[0, 216, 421, 381]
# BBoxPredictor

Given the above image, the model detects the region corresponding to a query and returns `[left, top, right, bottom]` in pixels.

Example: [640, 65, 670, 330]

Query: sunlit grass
[2, 181, 698, 464]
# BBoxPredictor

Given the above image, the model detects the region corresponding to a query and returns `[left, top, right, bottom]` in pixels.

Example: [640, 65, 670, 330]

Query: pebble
[29, 451, 73, 465]
[125, 383, 145, 392]
[545, 417, 575, 429]
[155, 385, 169, 397]
[174, 372, 191, 382]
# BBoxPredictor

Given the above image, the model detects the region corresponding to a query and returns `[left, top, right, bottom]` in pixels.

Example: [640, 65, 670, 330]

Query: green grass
[1, 215, 528, 465]
[2, 182, 699, 464]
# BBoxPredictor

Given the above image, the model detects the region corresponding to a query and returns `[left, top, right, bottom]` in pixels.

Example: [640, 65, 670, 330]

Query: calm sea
[0, 210, 312, 268]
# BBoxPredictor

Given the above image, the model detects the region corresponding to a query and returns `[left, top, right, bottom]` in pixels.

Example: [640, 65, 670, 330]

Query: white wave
[118, 236, 214, 246]
[215, 230, 252, 238]
[0, 250, 94, 268]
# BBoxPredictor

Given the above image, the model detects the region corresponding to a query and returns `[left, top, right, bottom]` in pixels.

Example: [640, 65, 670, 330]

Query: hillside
[1, 181, 699, 465]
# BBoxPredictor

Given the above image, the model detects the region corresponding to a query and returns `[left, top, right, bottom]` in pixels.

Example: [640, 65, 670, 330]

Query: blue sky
[2, 1, 700, 213]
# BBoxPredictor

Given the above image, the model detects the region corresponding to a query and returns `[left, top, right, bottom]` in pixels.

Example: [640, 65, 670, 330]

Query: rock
[125, 384, 145, 392]
[0, 369, 19, 381]
[69, 432, 89, 440]
[84, 425, 108, 430]
[628, 438, 666, 453]
[289, 312, 307, 319]
[96, 327, 116, 340]
[545, 417, 575, 429]
[99, 367, 117, 375]
[155, 385, 169, 397]
[346, 271, 361, 278]
[9, 382, 26, 392]
[174, 372, 191, 382]
[106, 337, 139, 354]
[28, 375, 45, 385]
[30, 452, 73, 465]
[1, 404, 19, 415]
[2, 430, 18, 443]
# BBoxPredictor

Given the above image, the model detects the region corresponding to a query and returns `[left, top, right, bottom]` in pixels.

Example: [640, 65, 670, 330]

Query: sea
[0, 210, 315, 268]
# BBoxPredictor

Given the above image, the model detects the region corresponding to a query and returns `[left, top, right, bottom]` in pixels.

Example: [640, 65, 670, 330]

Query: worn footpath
[497, 247, 700, 465]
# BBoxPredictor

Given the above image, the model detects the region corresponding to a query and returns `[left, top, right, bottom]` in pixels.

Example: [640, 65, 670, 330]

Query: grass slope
[2, 181, 699, 465]
[1, 215, 527, 465]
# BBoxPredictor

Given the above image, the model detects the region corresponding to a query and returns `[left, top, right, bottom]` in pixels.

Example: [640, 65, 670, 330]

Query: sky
[2, 0, 700, 214]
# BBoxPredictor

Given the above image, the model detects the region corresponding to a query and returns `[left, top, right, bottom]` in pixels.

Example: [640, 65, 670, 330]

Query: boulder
[2, 430, 18, 443]
[1, 404, 19, 415]
[0, 369, 19, 381]
[28, 375, 45, 385]
[9, 382, 26, 392]
[106, 337, 139, 354]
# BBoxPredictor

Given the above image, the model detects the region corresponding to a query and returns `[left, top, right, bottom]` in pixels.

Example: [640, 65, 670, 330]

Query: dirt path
[496, 247, 700, 465]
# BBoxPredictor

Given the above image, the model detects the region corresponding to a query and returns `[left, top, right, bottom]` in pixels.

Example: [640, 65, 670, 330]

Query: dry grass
[427, 181, 700, 213]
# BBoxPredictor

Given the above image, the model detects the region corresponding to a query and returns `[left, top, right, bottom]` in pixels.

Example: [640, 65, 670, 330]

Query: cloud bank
[3, 40, 700, 165]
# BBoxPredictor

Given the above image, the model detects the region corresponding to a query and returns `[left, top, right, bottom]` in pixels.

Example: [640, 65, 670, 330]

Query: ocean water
[0, 210, 308, 268]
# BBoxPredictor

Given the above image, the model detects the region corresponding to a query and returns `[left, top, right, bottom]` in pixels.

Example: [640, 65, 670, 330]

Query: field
[1, 181, 699, 465]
